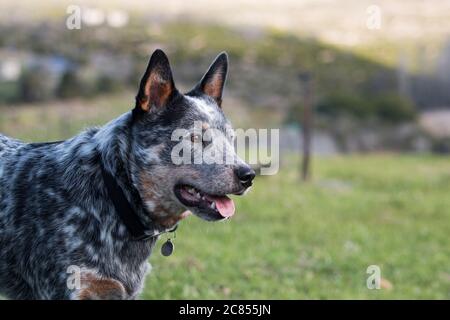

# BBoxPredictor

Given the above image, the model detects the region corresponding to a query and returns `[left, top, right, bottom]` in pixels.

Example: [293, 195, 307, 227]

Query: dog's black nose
[235, 165, 256, 187]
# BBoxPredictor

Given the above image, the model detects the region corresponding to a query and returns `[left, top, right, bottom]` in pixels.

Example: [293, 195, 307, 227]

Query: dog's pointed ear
[135, 49, 176, 112]
[194, 52, 228, 107]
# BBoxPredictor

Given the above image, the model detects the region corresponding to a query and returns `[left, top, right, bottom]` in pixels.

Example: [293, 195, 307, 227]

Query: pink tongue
[207, 195, 235, 218]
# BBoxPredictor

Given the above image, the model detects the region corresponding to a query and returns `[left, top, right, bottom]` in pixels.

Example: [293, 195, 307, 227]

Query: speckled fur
[0, 50, 250, 299]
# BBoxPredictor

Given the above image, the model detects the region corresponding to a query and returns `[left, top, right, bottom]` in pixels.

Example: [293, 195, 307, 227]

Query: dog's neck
[94, 112, 134, 180]
[92, 112, 172, 238]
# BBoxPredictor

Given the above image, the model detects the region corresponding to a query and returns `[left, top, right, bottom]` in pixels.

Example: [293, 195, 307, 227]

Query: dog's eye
[190, 133, 202, 143]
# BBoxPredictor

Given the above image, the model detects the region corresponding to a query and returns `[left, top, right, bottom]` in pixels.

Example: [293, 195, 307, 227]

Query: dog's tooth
[195, 192, 201, 199]
[210, 202, 216, 209]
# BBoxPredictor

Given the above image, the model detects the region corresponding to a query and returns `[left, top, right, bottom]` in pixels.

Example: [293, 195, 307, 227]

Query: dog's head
[129, 49, 254, 224]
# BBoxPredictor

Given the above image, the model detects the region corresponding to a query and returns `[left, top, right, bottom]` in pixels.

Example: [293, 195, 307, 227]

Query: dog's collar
[99, 159, 176, 241]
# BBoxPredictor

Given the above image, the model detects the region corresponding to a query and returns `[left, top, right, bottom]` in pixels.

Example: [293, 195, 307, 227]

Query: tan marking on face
[139, 171, 159, 209]
[139, 169, 199, 228]
[154, 210, 191, 228]
[138, 170, 173, 219]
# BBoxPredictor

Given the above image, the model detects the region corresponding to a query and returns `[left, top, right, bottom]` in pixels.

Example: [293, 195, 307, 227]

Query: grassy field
[0, 96, 449, 299]
[143, 155, 450, 299]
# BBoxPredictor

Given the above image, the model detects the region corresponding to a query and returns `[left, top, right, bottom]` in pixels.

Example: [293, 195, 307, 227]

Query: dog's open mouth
[174, 184, 235, 220]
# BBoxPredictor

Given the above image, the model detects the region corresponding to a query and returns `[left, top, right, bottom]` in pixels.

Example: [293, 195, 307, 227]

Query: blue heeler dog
[0, 49, 255, 299]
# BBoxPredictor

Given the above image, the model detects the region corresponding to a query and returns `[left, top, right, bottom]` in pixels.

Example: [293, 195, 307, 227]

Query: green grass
[142, 155, 450, 299]
[0, 93, 133, 142]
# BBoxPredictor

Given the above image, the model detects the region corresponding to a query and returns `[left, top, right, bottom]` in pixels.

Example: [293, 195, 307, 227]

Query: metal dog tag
[161, 239, 174, 257]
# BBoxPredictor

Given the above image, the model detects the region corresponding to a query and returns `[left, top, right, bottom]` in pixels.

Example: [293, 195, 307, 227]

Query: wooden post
[299, 72, 313, 181]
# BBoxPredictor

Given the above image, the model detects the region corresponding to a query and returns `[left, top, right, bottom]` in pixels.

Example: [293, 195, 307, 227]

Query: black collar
[99, 158, 176, 241]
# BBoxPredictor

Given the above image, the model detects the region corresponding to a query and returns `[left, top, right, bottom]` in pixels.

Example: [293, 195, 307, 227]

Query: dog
[0, 49, 255, 299]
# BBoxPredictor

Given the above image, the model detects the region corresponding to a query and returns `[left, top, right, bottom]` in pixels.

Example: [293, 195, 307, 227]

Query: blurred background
[0, 0, 449, 299]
